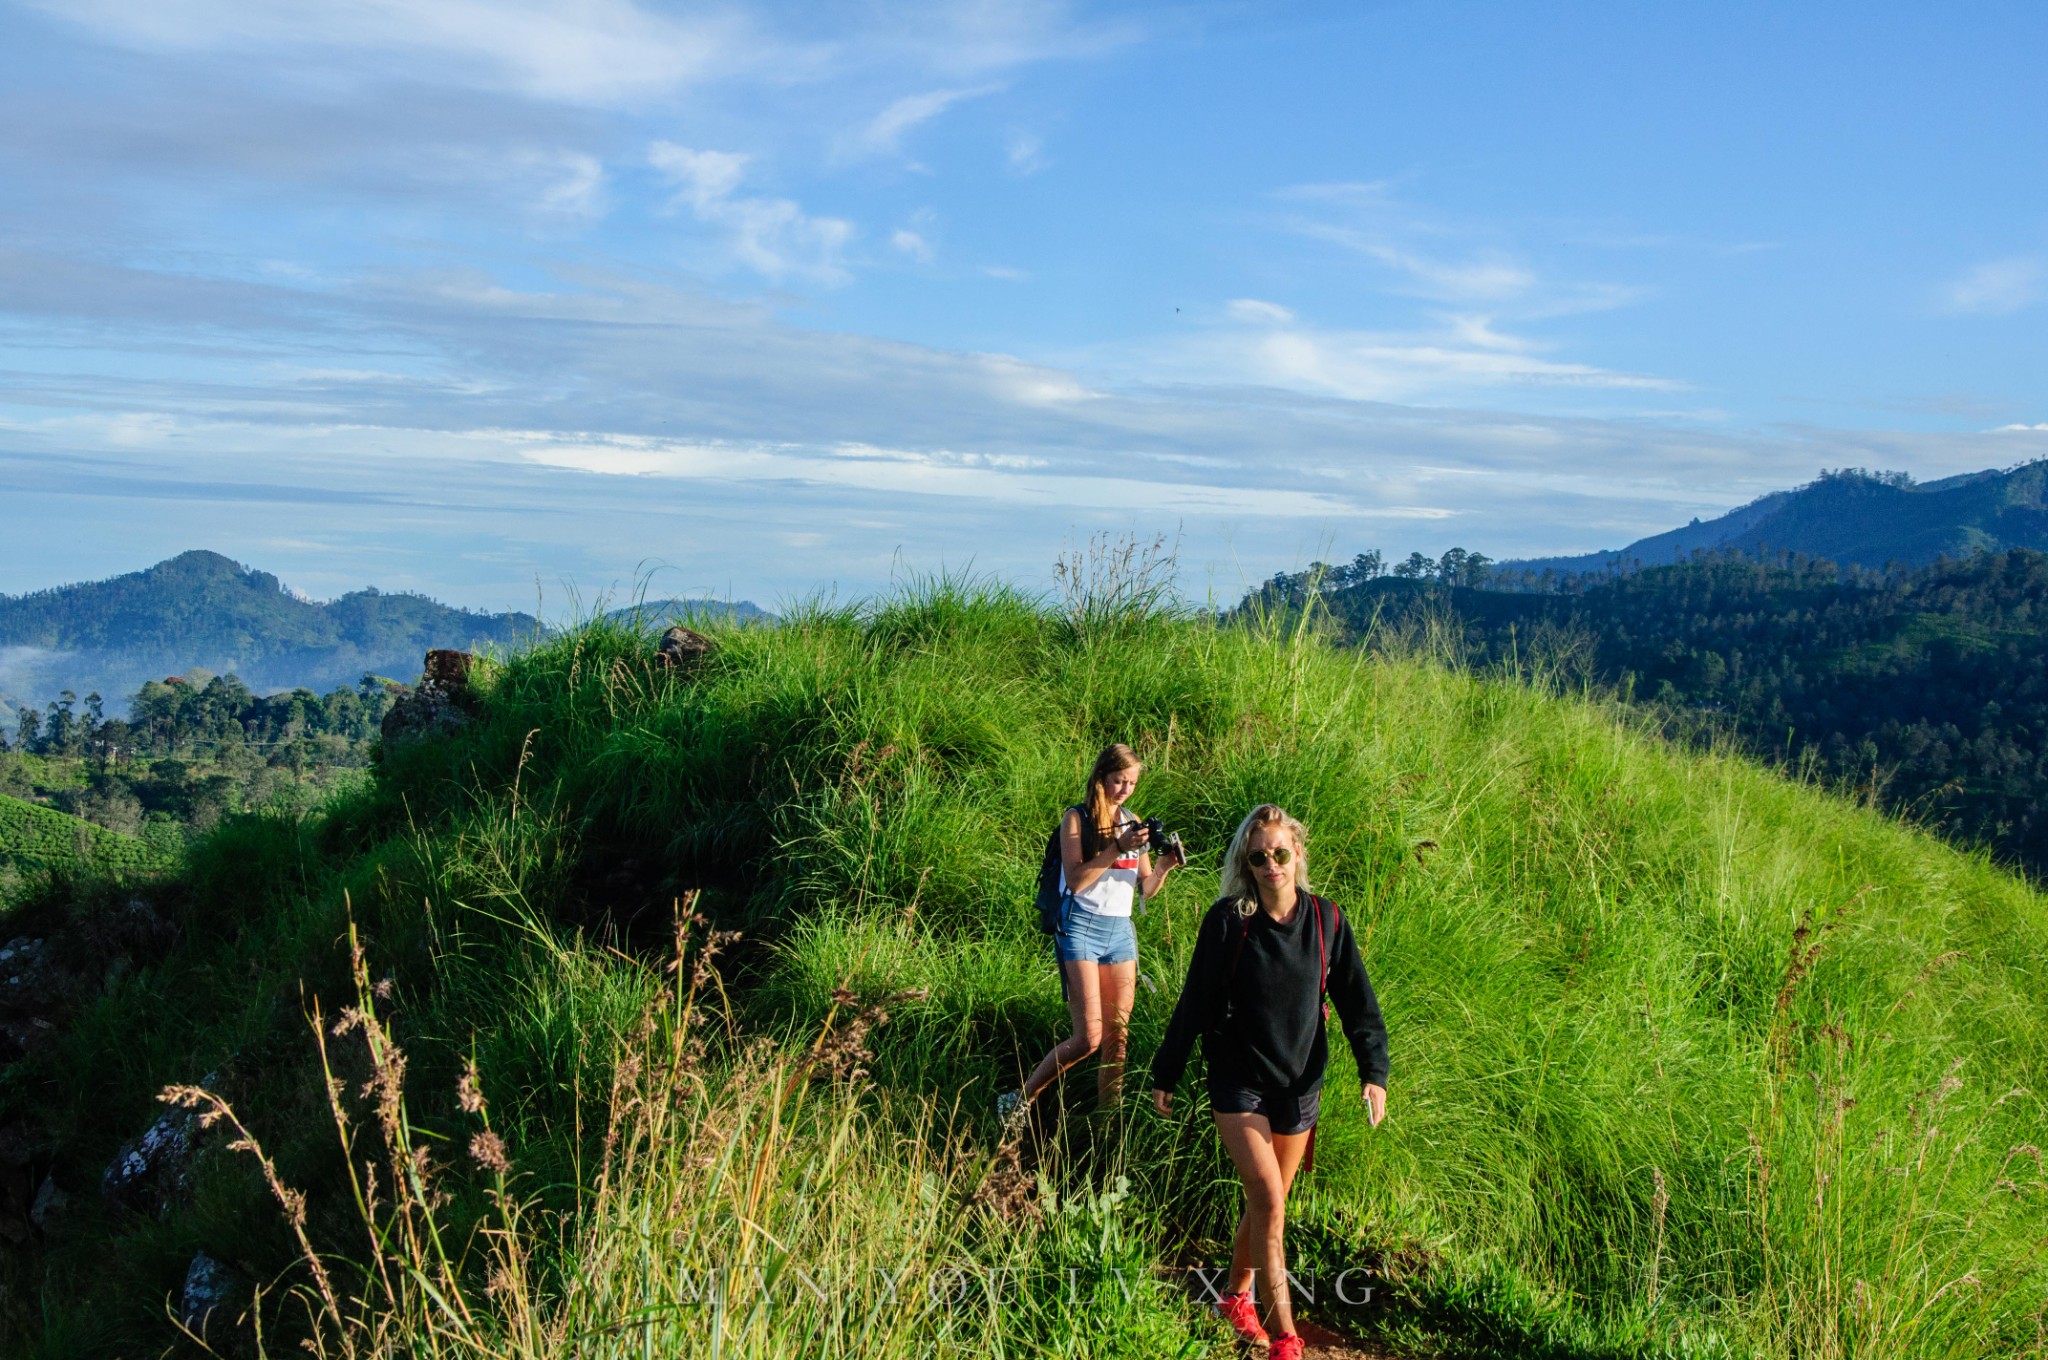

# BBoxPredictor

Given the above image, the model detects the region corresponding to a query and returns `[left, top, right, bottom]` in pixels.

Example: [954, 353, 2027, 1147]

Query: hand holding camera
[1141, 816, 1187, 866]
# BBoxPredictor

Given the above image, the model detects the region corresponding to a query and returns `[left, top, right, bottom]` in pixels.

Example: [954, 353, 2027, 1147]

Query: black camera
[1141, 817, 1186, 862]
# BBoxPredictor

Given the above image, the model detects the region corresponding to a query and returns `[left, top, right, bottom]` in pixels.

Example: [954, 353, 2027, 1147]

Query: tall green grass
[9, 577, 2046, 1358]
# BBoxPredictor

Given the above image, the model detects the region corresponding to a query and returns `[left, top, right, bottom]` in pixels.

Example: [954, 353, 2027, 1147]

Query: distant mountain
[604, 597, 773, 626]
[1508, 461, 2048, 578]
[0, 551, 539, 717]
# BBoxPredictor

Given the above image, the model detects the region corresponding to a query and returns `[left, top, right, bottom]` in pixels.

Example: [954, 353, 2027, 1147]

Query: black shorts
[1207, 1080, 1322, 1135]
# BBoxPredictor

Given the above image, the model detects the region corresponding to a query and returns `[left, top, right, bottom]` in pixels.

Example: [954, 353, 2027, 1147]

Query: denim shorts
[1054, 897, 1138, 965]
[1207, 1080, 1323, 1135]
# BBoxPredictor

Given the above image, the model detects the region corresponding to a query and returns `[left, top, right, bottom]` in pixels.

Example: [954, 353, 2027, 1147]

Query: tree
[1393, 551, 1433, 580]
[44, 691, 77, 756]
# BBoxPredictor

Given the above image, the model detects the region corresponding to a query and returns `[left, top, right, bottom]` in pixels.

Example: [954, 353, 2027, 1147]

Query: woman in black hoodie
[1150, 804, 1388, 1360]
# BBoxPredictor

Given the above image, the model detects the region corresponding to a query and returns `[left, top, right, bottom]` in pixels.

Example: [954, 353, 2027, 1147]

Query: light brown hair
[1219, 803, 1311, 907]
[1081, 743, 1143, 853]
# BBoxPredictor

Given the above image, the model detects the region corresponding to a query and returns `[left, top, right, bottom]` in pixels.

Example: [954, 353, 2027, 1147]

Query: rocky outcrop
[0, 938, 59, 1062]
[101, 1069, 215, 1221]
[0, 897, 177, 1069]
[101, 1101, 196, 1220]
[181, 1251, 249, 1338]
[657, 626, 714, 671]
[379, 649, 479, 746]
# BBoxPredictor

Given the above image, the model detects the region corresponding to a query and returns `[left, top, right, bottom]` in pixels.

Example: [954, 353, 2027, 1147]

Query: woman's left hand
[1361, 1082, 1387, 1127]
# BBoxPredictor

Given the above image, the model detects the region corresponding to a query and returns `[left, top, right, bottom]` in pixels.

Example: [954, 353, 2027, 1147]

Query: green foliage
[6, 578, 2046, 1358]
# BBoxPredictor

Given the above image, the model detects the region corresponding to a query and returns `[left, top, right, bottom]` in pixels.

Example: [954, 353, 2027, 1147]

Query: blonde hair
[1219, 804, 1311, 908]
[1081, 743, 1143, 852]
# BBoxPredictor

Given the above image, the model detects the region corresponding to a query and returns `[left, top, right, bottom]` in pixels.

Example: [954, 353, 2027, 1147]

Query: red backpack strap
[1313, 894, 1329, 997]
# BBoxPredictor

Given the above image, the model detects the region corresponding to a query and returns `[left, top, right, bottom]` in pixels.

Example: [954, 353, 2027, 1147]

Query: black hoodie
[1149, 890, 1389, 1098]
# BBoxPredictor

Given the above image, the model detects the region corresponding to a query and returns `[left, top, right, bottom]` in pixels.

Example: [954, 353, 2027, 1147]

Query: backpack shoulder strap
[1226, 902, 1252, 981]
[1311, 894, 1335, 997]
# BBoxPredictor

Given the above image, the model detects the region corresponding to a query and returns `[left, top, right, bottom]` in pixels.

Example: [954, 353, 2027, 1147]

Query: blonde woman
[1000, 743, 1182, 1122]
[1149, 804, 1388, 1360]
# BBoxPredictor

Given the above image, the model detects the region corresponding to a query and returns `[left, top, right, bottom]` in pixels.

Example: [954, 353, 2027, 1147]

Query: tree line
[1, 672, 401, 843]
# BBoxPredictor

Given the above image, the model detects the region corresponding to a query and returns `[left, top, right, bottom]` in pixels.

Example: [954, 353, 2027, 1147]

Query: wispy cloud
[27, 0, 743, 104]
[853, 84, 1000, 158]
[1167, 298, 1676, 405]
[1278, 181, 1648, 317]
[1006, 132, 1049, 174]
[648, 142, 853, 283]
[891, 229, 935, 262]
[1943, 256, 2046, 315]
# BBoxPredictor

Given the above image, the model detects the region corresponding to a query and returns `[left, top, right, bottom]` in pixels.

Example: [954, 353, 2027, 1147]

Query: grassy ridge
[7, 583, 2046, 1357]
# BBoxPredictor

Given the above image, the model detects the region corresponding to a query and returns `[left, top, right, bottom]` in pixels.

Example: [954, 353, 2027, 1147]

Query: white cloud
[1006, 132, 1049, 174]
[982, 265, 1029, 281]
[503, 432, 1373, 518]
[648, 142, 853, 284]
[1994, 422, 2048, 432]
[892, 229, 934, 262]
[857, 85, 1000, 157]
[1241, 327, 1672, 402]
[1311, 230, 1536, 302]
[1148, 302, 1674, 405]
[1226, 298, 1296, 325]
[30, 0, 738, 104]
[1944, 257, 2046, 315]
[1278, 181, 1645, 316]
[510, 148, 607, 219]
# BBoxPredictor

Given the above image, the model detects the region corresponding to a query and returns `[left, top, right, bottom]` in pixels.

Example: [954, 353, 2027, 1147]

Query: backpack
[1033, 806, 1083, 934]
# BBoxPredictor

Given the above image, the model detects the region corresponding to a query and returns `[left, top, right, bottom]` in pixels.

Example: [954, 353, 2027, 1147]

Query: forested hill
[1268, 548, 2048, 876]
[1507, 461, 2048, 578]
[0, 551, 538, 712]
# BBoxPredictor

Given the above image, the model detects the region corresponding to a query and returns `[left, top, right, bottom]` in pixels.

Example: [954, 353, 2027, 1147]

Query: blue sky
[1, 0, 2044, 612]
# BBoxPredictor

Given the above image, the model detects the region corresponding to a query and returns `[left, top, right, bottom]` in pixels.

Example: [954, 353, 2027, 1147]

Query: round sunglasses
[1245, 846, 1293, 868]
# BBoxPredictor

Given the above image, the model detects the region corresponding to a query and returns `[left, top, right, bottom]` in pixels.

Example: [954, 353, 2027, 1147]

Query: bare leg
[1094, 959, 1136, 1110]
[1021, 961, 1102, 1101]
[1217, 1113, 1313, 1337]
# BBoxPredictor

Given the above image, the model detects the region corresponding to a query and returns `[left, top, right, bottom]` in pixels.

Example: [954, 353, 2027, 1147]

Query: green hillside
[0, 793, 164, 882]
[4, 585, 2043, 1358]
[1511, 462, 2048, 577]
[0, 549, 539, 705]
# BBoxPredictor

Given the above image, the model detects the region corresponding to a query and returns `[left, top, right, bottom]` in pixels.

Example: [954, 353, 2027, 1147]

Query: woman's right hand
[1151, 1088, 1173, 1117]
[1117, 823, 1148, 852]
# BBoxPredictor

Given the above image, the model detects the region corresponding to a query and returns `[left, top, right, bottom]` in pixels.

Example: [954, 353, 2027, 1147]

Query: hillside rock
[181, 1251, 250, 1340]
[657, 626, 714, 671]
[101, 1090, 204, 1220]
[30, 1174, 68, 1233]
[0, 937, 61, 1063]
[379, 649, 478, 746]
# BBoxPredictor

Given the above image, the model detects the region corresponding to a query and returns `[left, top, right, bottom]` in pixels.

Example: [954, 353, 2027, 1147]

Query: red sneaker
[1270, 1334, 1305, 1360]
[1214, 1291, 1269, 1350]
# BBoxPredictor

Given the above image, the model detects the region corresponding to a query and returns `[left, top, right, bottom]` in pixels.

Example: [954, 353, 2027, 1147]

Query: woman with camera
[1149, 804, 1388, 1360]
[999, 743, 1183, 1123]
